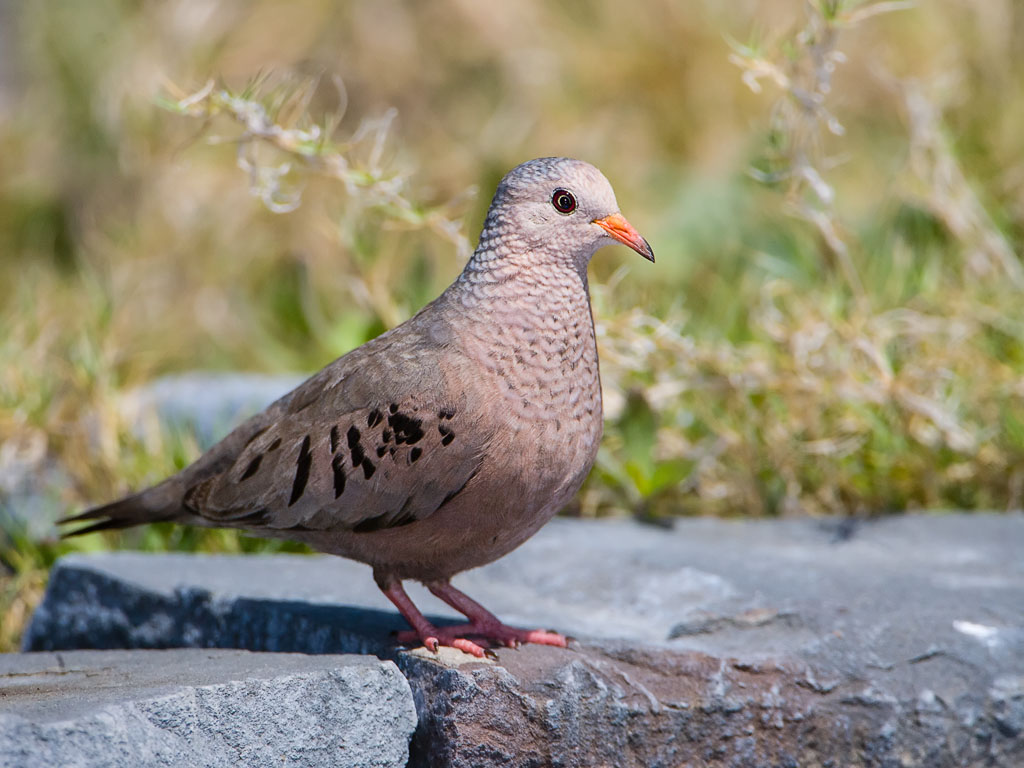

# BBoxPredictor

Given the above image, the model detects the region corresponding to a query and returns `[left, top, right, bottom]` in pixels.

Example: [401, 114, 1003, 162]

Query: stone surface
[23, 513, 1024, 766]
[1, 372, 304, 541]
[0, 649, 416, 768]
[0, 436, 71, 542]
[119, 371, 306, 450]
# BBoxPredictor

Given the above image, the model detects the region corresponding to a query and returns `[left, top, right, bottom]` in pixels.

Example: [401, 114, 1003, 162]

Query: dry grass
[2, 0, 1023, 648]
[585, 1, 1024, 520]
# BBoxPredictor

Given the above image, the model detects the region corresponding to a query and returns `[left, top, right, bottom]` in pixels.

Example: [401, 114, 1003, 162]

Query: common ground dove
[62, 157, 654, 657]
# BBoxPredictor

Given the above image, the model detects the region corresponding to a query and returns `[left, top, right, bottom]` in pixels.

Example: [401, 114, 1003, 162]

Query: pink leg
[394, 580, 567, 652]
[379, 580, 491, 658]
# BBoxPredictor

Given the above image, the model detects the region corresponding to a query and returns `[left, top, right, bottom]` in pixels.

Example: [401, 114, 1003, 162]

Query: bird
[61, 157, 654, 658]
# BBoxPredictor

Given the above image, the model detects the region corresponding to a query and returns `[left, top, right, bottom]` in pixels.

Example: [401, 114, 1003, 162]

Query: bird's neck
[443, 246, 602, 425]
[451, 246, 594, 329]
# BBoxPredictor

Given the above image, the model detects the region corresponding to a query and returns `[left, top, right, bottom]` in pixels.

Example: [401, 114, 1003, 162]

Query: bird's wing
[183, 316, 488, 534]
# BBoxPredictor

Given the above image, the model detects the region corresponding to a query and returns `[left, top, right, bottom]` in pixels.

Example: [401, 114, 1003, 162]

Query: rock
[0, 649, 416, 768]
[397, 643, 843, 767]
[22, 514, 1024, 767]
[23, 550, 413, 657]
[119, 371, 306, 451]
[0, 433, 71, 542]
[1, 372, 305, 542]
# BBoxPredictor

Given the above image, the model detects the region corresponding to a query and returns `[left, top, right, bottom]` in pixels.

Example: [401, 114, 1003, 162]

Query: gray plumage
[63, 157, 653, 655]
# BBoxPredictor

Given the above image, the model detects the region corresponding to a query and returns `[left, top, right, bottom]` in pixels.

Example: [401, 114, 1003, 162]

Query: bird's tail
[58, 480, 187, 537]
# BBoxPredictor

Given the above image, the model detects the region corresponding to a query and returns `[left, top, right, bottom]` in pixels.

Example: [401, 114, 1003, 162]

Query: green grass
[2, 0, 1024, 650]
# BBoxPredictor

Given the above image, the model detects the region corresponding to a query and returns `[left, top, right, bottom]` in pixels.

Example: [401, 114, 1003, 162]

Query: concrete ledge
[0, 649, 416, 768]
[20, 514, 1024, 766]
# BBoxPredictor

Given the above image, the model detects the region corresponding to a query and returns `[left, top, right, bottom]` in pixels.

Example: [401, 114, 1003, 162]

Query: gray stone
[23, 513, 1024, 766]
[0, 441, 71, 542]
[1, 372, 304, 541]
[0, 649, 416, 768]
[119, 371, 306, 450]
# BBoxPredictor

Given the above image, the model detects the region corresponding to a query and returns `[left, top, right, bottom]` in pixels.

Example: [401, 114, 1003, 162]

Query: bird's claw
[450, 637, 487, 657]
[395, 622, 567, 658]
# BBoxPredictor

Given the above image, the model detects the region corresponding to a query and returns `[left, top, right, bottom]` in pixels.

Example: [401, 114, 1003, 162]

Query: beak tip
[641, 237, 655, 263]
[594, 213, 655, 264]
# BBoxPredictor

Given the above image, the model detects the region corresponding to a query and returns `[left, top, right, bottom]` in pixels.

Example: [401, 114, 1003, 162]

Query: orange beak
[593, 213, 655, 263]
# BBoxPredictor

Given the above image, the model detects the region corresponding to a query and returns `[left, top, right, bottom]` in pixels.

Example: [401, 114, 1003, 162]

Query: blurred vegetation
[2, 0, 1023, 649]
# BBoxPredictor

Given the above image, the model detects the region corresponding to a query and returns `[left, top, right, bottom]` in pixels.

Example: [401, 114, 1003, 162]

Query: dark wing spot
[268, 438, 282, 451]
[347, 426, 364, 467]
[330, 426, 340, 454]
[410, 446, 422, 463]
[381, 428, 392, 443]
[441, 432, 455, 446]
[288, 435, 313, 507]
[388, 412, 424, 445]
[367, 409, 383, 428]
[438, 423, 452, 437]
[376, 445, 387, 458]
[331, 453, 346, 498]
[239, 453, 263, 481]
[361, 457, 376, 479]
[389, 403, 399, 414]
[439, 407, 455, 420]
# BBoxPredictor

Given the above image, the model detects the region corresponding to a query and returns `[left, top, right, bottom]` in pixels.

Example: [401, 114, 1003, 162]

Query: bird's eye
[551, 188, 577, 214]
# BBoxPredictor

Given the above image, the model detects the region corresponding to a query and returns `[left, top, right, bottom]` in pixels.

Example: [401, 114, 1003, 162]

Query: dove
[62, 157, 654, 658]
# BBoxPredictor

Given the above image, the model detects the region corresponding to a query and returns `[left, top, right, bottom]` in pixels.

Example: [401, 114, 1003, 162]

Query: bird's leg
[423, 581, 568, 650]
[379, 579, 490, 658]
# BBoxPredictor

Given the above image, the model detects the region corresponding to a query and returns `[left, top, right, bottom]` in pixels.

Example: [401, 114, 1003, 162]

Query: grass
[2, 0, 1023, 650]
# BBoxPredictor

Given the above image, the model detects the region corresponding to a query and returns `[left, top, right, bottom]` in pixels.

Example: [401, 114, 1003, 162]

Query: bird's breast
[469, 302, 600, 417]
[452, 299, 604, 504]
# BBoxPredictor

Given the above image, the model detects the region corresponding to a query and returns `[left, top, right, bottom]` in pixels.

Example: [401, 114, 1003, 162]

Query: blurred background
[1, 0, 1022, 649]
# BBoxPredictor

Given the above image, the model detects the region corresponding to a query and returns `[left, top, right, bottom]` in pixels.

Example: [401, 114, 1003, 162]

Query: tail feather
[59, 483, 185, 538]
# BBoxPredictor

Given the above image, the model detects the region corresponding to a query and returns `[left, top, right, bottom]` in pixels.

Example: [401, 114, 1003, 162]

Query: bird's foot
[396, 621, 567, 658]
[380, 578, 567, 659]
[395, 624, 491, 658]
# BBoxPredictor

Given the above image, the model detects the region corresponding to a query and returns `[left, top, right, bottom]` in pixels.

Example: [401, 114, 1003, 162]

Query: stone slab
[1, 372, 305, 540]
[23, 514, 1024, 766]
[119, 371, 307, 451]
[0, 649, 416, 768]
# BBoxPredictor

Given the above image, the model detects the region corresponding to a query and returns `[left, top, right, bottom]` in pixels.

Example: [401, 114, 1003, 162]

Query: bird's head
[478, 157, 654, 268]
